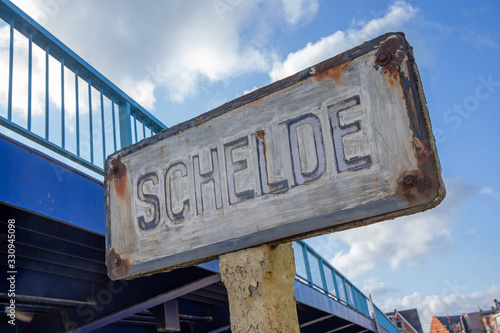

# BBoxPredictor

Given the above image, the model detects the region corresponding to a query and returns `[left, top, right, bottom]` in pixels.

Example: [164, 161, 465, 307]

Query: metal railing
[373, 304, 399, 333]
[293, 240, 398, 333]
[0, 1, 166, 175]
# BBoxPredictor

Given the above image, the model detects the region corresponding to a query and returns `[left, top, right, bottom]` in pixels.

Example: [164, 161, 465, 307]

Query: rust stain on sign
[395, 170, 435, 203]
[375, 36, 408, 90]
[109, 155, 128, 198]
[105, 33, 445, 280]
[106, 248, 130, 280]
[313, 61, 349, 85]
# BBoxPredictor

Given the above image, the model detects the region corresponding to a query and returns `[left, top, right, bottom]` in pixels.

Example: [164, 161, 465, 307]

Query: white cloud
[460, 28, 497, 49]
[460, 230, 475, 239]
[6, 0, 420, 117]
[481, 186, 500, 202]
[380, 285, 500, 333]
[269, 1, 418, 81]
[156, 32, 269, 102]
[8, 0, 420, 113]
[122, 78, 156, 111]
[281, 0, 319, 25]
[10, 0, 276, 107]
[363, 277, 399, 299]
[0, 23, 80, 124]
[243, 86, 259, 95]
[327, 178, 477, 279]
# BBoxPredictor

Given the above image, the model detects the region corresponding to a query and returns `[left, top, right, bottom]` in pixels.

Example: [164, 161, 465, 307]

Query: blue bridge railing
[293, 241, 398, 333]
[373, 304, 399, 333]
[0, 1, 166, 175]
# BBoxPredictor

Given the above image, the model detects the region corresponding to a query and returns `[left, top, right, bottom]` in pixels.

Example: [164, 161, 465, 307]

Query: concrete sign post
[105, 32, 444, 282]
[219, 243, 300, 333]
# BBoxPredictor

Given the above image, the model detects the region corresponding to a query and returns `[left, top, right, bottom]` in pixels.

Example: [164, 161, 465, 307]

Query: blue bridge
[0, 1, 399, 332]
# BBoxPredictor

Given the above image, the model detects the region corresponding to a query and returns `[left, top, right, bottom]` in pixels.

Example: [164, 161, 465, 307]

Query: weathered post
[219, 243, 300, 333]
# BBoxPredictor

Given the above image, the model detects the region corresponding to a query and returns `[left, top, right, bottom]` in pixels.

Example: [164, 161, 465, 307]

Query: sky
[2, 0, 500, 331]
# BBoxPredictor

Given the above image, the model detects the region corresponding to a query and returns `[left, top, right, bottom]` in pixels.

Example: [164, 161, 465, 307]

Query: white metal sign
[105, 33, 444, 280]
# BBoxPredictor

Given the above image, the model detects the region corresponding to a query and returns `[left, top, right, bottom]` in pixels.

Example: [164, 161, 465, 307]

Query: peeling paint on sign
[105, 33, 445, 280]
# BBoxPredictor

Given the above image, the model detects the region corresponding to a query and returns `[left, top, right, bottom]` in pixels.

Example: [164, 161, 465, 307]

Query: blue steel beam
[88, 79, 94, 164]
[0, 116, 103, 175]
[100, 88, 106, 164]
[294, 280, 385, 333]
[7, 19, 13, 121]
[65, 274, 221, 333]
[45, 45, 49, 139]
[61, 57, 65, 149]
[332, 267, 341, 301]
[300, 314, 336, 329]
[28, 33, 32, 130]
[118, 102, 132, 148]
[75, 69, 80, 156]
[0, 133, 105, 234]
[111, 97, 117, 151]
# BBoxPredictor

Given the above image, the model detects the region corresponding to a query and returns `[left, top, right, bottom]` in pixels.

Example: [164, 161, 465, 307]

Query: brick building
[386, 309, 424, 333]
[482, 300, 500, 333]
[429, 300, 500, 333]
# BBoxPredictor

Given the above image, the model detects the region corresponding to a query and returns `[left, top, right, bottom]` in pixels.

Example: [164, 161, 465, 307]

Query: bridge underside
[0, 133, 382, 333]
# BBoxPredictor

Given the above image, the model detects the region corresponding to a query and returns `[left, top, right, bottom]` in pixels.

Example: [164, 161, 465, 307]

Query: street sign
[105, 32, 445, 280]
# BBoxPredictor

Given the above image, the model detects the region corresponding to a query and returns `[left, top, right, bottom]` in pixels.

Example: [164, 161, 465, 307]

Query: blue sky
[5, 0, 500, 331]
